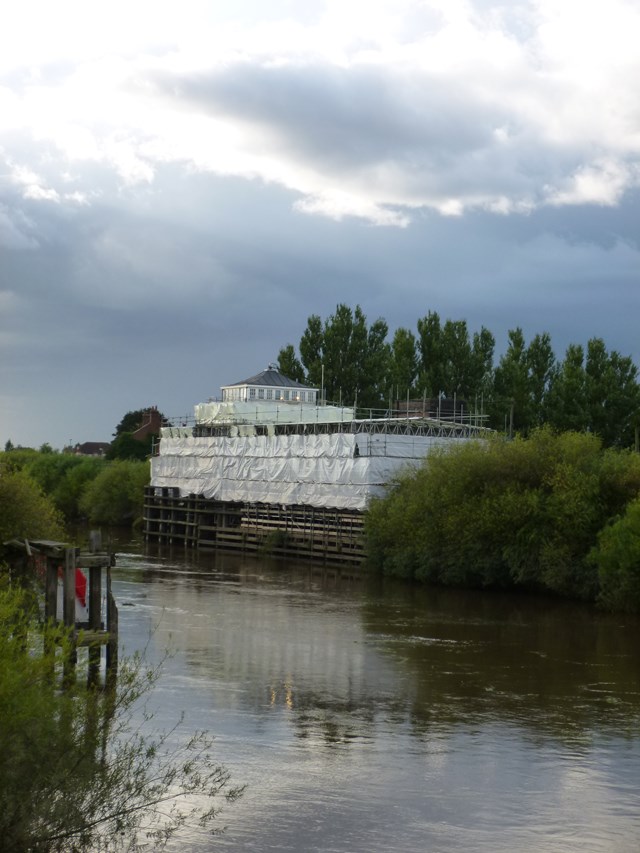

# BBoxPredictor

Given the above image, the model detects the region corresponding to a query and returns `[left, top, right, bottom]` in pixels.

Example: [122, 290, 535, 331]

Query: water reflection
[111, 539, 640, 852]
[361, 581, 640, 742]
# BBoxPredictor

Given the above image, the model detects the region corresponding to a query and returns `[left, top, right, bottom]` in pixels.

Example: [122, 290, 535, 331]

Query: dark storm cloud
[148, 56, 620, 215]
[152, 62, 521, 192]
[2, 0, 640, 447]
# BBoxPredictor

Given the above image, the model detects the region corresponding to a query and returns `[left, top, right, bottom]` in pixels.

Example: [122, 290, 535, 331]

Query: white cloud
[546, 160, 638, 207]
[0, 0, 639, 228]
[294, 191, 411, 227]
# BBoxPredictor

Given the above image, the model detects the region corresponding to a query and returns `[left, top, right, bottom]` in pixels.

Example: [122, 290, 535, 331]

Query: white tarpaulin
[150, 432, 468, 511]
[193, 400, 355, 426]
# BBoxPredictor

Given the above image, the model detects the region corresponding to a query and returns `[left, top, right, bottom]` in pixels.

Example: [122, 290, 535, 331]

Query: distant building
[131, 406, 164, 442]
[73, 442, 111, 457]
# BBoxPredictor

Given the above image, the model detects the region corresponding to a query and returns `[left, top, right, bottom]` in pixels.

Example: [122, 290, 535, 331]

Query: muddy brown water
[111, 536, 640, 852]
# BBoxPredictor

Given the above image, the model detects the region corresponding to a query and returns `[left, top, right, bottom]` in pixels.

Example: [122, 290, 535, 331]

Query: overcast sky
[2, 0, 639, 448]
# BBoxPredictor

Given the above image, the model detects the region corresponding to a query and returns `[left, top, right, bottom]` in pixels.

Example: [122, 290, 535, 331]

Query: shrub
[0, 469, 64, 548]
[590, 498, 640, 612]
[79, 460, 150, 525]
[365, 427, 640, 602]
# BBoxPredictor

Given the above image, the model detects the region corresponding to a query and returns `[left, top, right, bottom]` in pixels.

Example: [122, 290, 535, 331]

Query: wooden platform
[143, 488, 366, 564]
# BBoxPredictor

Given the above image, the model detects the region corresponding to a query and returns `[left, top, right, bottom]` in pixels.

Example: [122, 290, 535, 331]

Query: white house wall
[150, 432, 469, 511]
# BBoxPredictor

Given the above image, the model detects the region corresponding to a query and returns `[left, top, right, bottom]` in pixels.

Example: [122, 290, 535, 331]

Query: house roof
[74, 442, 111, 455]
[224, 367, 314, 390]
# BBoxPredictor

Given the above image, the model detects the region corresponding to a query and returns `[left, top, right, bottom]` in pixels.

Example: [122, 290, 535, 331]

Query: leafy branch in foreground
[0, 585, 243, 852]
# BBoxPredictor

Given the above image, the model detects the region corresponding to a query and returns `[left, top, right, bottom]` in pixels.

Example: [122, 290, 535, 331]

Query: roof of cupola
[225, 366, 313, 390]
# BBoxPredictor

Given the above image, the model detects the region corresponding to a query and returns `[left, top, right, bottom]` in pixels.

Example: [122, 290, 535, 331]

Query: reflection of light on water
[269, 681, 295, 710]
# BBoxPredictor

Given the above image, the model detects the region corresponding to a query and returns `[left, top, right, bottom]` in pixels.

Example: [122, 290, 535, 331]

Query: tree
[416, 311, 444, 397]
[23, 452, 81, 496]
[0, 585, 241, 852]
[525, 332, 556, 428]
[417, 313, 490, 402]
[388, 327, 419, 399]
[591, 498, 640, 612]
[107, 433, 153, 462]
[294, 304, 390, 407]
[546, 339, 640, 447]
[321, 303, 363, 404]
[299, 314, 324, 391]
[491, 328, 556, 434]
[358, 316, 391, 408]
[546, 344, 588, 433]
[51, 458, 107, 521]
[365, 427, 640, 602]
[80, 460, 150, 526]
[585, 338, 640, 447]
[277, 307, 640, 442]
[277, 345, 305, 383]
[0, 470, 64, 551]
[4, 439, 14, 452]
[469, 326, 495, 404]
[113, 409, 166, 438]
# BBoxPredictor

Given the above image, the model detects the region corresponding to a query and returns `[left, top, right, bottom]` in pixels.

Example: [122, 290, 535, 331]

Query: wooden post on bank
[62, 546, 77, 686]
[4, 538, 118, 686]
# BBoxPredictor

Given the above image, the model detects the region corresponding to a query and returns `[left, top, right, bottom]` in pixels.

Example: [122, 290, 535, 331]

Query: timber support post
[4, 537, 119, 687]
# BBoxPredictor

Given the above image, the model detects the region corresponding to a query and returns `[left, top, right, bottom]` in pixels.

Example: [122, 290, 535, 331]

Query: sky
[1, 0, 639, 449]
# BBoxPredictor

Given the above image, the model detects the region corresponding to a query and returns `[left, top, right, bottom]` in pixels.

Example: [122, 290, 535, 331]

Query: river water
[111, 535, 640, 852]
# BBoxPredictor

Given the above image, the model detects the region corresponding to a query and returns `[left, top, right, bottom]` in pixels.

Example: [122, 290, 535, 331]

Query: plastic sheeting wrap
[151, 432, 468, 511]
[194, 400, 355, 426]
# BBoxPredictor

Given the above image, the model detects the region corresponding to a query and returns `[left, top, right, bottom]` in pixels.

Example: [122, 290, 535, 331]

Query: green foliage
[282, 307, 640, 448]
[80, 460, 150, 525]
[277, 345, 305, 383]
[590, 498, 640, 613]
[0, 584, 241, 852]
[366, 428, 640, 603]
[0, 469, 64, 549]
[287, 303, 391, 407]
[490, 328, 557, 434]
[546, 339, 640, 447]
[388, 327, 418, 398]
[23, 451, 83, 495]
[113, 410, 148, 436]
[51, 458, 107, 520]
[107, 432, 153, 461]
[0, 448, 41, 473]
[1, 449, 147, 528]
[9, 451, 106, 521]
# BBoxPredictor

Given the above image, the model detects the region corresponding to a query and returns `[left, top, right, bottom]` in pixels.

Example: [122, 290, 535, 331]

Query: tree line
[0, 449, 149, 529]
[278, 305, 640, 447]
[0, 409, 165, 529]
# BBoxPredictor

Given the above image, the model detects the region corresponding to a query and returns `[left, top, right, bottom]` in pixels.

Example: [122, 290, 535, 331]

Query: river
[111, 534, 640, 852]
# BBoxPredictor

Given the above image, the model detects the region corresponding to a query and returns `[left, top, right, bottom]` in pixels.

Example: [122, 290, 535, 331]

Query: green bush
[50, 458, 107, 520]
[590, 498, 640, 612]
[79, 460, 150, 525]
[365, 427, 640, 602]
[0, 469, 64, 548]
